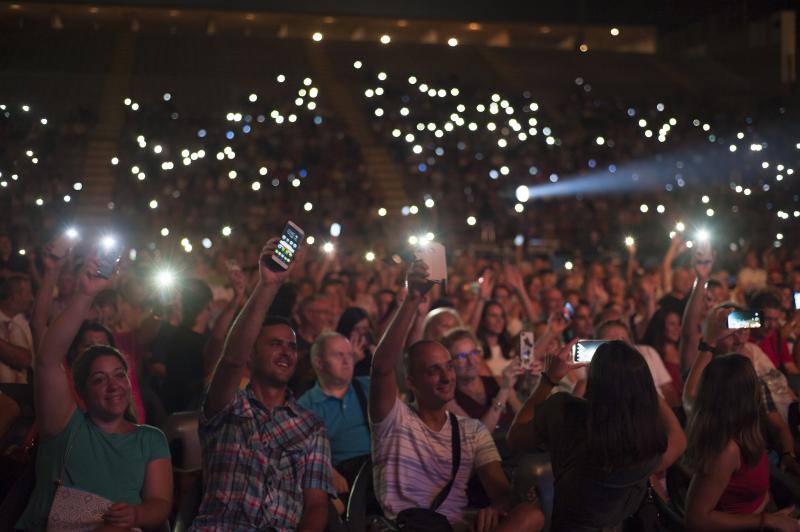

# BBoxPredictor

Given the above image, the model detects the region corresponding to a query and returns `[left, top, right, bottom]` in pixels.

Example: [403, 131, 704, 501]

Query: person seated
[298, 331, 371, 494]
[684, 354, 799, 531]
[507, 340, 686, 531]
[423, 307, 464, 341]
[749, 291, 799, 376]
[191, 240, 333, 531]
[16, 255, 172, 531]
[292, 294, 336, 396]
[65, 320, 147, 424]
[441, 328, 521, 438]
[369, 261, 544, 532]
[336, 306, 376, 376]
[596, 319, 682, 408]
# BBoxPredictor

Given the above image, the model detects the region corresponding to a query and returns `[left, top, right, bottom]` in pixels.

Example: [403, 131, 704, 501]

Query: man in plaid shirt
[191, 239, 334, 531]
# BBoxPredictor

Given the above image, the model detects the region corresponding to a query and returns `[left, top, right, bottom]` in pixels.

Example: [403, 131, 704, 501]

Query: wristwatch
[698, 340, 716, 354]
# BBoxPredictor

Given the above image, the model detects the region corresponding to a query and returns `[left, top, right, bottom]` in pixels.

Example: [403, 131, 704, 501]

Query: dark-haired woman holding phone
[684, 354, 799, 531]
[507, 340, 686, 531]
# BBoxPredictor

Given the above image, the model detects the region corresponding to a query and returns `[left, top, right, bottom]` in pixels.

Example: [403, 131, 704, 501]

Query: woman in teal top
[17, 254, 172, 531]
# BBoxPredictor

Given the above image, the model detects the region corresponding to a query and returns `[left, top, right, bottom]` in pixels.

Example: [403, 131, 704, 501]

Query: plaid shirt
[190, 386, 334, 531]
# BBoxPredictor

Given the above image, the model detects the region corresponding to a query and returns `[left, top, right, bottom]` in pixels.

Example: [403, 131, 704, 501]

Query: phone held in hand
[563, 302, 575, 321]
[413, 241, 447, 295]
[571, 340, 606, 363]
[270, 221, 304, 271]
[50, 228, 79, 259]
[727, 310, 762, 329]
[794, 291, 800, 311]
[96, 236, 122, 279]
[519, 328, 535, 371]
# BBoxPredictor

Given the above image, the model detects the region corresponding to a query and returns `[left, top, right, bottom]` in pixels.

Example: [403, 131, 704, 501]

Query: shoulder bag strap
[352, 378, 370, 433]
[430, 412, 461, 511]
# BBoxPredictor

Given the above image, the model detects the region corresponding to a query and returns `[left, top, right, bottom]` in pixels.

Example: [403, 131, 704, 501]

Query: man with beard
[191, 240, 333, 532]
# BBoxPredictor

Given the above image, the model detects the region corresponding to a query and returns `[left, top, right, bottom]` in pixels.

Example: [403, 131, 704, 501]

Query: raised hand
[228, 265, 246, 305]
[405, 259, 432, 299]
[501, 358, 525, 390]
[478, 268, 495, 300]
[543, 338, 586, 384]
[701, 306, 735, 347]
[693, 240, 713, 280]
[42, 243, 68, 274]
[503, 263, 525, 294]
[77, 255, 114, 298]
[258, 239, 294, 286]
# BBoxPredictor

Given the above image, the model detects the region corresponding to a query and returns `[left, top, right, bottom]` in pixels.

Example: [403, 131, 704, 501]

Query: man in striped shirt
[369, 260, 544, 532]
[191, 240, 334, 532]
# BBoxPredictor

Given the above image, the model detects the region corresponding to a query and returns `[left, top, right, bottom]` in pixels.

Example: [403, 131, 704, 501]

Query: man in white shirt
[595, 319, 681, 407]
[369, 261, 543, 532]
[0, 275, 34, 383]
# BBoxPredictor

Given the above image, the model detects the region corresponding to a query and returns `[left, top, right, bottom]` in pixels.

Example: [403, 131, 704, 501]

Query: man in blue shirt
[298, 331, 371, 495]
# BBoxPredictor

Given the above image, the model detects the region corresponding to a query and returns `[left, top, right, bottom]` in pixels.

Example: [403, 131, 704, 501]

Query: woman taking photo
[684, 354, 798, 531]
[16, 256, 172, 531]
[507, 340, 686, 531]
[442, 328, 522, 436]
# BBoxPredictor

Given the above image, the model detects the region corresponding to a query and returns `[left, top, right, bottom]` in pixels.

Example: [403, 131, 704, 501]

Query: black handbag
[395, 412, 461, 532]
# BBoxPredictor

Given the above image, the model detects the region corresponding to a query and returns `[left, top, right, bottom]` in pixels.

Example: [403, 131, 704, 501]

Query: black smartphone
[571, 340, 606, 363]
[96, 236, 122, 279]
[270, 221, 304, 270]
[727, 310, 762, 329]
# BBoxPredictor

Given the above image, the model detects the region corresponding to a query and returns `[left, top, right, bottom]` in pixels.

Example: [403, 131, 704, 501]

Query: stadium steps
[305, 42, 409, 212]
[77, 31, 136, 227]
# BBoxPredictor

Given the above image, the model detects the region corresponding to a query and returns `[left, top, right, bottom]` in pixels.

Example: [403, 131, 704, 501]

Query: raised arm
[30, 245, 67, 352]
[682, 307, 733, 413]
[202, 266, 246, 376]
[660, 235, 685, 296]
[507, 339, 581, 451]
[369, 260, 429, 424]
[680, 242, 713, 372]
[469, 269, 495, 332]
[504, 263, 539, 325]
[36, 256, 112, 436]
[204, 240, 291, 418]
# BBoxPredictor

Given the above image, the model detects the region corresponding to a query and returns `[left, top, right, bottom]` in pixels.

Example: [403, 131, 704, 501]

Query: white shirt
[744, 342, 794, 422]
[0, 308, 33, 384]
[486, 344, 511, 376]
[635, 345, 674, 397]
[371, 398, 500, 530]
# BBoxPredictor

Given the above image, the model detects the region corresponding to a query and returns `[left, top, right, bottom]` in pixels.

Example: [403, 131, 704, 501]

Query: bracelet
[542, 373, 558, 387]
[698, 340, 716, 353]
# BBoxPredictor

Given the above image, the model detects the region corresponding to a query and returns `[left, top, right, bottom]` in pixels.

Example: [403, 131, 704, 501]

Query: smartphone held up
[96, 235, 123, 279]
[571, 340, 606, 363]
[269, 221, 304, 271]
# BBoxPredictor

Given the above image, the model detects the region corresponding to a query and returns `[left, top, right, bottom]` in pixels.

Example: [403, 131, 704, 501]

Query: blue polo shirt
[298, 376, 371, 465]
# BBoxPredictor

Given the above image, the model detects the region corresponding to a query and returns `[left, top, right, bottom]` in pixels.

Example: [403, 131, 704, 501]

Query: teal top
[16, 408, 170, 531]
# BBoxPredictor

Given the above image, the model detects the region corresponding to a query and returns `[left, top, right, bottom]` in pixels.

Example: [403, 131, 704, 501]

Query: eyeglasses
[453, 349, 481, 360]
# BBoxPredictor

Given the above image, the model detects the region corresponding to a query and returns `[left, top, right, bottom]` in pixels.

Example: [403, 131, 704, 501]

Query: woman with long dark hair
[476, 300, 514, 376]
[684, 354, 798, 531]
[641, 307, 684, 395]
[507, 340, 686, 531]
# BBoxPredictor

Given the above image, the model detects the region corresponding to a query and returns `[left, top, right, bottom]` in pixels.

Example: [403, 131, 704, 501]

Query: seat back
[346, 458, 378, 531]
[162, 411, 201, 473]
[172, 473, 202, 532]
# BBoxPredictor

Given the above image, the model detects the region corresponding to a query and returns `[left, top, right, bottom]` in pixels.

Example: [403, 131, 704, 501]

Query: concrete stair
[77, 31, 135, 228]
[305, 42, 409, 212]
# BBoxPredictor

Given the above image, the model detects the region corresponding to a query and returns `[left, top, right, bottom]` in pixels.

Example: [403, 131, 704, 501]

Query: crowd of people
[2, 24, 800, 532]
[1, 213, 800, 530]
